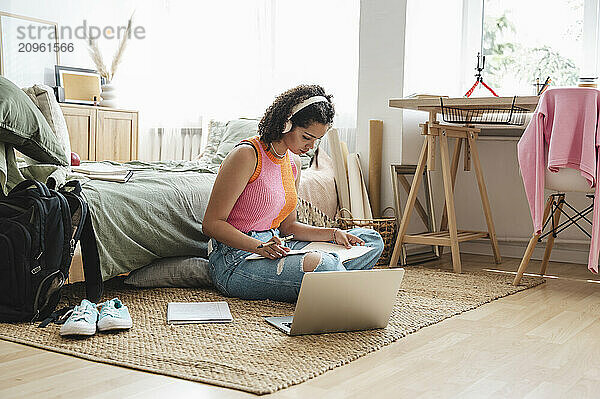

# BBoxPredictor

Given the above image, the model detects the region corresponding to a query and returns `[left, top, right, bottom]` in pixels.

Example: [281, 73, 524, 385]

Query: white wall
[357, 0, 407, 213]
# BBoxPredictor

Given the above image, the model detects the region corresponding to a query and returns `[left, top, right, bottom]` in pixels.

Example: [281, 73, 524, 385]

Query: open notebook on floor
[167, 301, 233, 324]
[246, 242, 375, 261]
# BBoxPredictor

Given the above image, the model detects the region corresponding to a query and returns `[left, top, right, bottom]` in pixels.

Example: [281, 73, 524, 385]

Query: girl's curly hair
[258, 84, 335, 144]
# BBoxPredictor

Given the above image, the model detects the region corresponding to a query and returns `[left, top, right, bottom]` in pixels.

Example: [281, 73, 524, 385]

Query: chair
[513, 88, 600, 285]
[513, 166, 595, 285]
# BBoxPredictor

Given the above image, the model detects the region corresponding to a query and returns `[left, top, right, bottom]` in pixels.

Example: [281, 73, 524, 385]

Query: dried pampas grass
[109, 15, 133, 82]
[87, 38, 109, 80]
[87, 13, 134, 83]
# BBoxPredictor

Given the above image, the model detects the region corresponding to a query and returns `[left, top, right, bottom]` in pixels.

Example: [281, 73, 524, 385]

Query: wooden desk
[387, 96, 540, 272]
[389, 96, 540, 112]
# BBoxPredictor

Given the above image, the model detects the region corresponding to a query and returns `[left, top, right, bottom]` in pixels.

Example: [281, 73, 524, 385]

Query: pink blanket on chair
[517, 88, 600, 273]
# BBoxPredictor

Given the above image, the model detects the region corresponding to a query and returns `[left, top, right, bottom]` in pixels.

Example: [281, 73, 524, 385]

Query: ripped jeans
[208, 227, 384, 303]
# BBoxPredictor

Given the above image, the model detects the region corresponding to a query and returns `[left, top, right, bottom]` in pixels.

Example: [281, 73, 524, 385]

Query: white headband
[281, 95, 330, 134]
[290, 96, 329, 116]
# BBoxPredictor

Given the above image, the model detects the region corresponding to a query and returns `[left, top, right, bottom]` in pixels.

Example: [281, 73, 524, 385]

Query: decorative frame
[0, 11, 60, 86]
[55, 65, 102, 105]
[390, 164, 440, 265]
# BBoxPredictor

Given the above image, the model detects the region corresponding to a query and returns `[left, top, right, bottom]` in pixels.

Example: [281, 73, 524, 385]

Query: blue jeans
[208, 227, 384, 303]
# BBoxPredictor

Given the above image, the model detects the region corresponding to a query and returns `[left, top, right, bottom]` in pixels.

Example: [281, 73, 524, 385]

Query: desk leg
[427, 136, 436, 171]
[439, 137, 462, 256]
[468, 135, 501, 264]
[439, 131, 461, 273]
[389, 138, 429, 267]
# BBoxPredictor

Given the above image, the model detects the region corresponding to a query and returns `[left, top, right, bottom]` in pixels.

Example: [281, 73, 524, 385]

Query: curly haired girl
[202, 84, 384, 302]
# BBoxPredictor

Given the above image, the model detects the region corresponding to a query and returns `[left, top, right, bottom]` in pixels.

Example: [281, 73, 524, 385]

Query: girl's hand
[333, 229, 365, 249]
[255, 236, 290, 259]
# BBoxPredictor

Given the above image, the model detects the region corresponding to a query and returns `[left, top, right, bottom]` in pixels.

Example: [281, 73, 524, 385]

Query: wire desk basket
[440, 96, 527, 125]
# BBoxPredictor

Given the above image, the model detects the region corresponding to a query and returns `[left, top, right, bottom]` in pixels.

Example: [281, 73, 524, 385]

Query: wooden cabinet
[60, 104, 138, 162]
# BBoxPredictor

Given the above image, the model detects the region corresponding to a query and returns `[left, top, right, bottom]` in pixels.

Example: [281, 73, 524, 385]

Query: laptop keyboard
[282, 322, 292, 328]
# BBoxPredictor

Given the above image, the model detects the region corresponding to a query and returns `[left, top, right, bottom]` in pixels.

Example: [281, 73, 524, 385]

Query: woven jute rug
[0, 267, 543, 395]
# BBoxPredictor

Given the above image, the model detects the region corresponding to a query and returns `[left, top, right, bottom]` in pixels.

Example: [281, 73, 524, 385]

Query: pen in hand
[256, 234, 294, 249]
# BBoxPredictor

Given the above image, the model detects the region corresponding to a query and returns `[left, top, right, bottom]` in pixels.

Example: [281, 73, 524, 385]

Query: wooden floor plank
[526, 310, 599, 344]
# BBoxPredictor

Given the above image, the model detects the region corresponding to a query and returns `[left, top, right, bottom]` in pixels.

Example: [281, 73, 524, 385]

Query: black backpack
[0, 180, 101, 322]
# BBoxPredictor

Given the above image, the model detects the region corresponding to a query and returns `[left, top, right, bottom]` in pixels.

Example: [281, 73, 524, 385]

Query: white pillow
[22, 84, 71, 165]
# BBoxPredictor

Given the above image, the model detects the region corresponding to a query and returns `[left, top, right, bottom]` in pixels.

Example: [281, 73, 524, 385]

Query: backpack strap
[60, 181, 103, 302]
[80, 209, 103, 302]
[37, 305, 74, 328]
[8, 179, 51, 197]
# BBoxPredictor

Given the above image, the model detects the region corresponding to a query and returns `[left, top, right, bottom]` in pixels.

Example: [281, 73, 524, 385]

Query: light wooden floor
[1, 254, 599, 399]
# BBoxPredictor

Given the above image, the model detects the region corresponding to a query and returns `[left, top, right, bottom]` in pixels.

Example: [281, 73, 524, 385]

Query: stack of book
[72, 163, 133, 183]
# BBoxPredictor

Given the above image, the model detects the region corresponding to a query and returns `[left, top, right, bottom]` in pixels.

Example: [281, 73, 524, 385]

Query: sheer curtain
[114, 0, 359, 160]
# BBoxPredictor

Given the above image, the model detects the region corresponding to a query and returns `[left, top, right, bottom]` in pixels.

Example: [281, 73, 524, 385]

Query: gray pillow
[196, 120, 226, 166]
[0, 76, 68, 166]
[124, 256, 212, 288]
[22, 84, 72, 164]
[212, 118, 259, 165]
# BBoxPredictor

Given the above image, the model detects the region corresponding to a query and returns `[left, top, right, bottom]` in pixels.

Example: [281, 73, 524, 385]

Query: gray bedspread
[80, 160, 216, 280]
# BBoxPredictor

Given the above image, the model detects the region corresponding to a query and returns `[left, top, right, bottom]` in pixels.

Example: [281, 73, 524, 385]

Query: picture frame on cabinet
[55, 65, 102, 105]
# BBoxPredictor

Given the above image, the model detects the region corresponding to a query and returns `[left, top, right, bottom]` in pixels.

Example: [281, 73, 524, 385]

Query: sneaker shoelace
[64, 306, 94, 322]
[100, 304, 121, 319]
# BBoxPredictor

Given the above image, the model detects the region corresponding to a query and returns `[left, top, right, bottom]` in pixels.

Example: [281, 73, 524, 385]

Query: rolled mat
[369, 120, 384, 217]
[328, 128, 350, 210]
[357, 153, 373, 219]
[347, 152, 366, 219]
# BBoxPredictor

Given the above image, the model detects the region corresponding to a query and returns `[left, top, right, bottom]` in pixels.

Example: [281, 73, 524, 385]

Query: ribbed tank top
[227, 136, 298, 233]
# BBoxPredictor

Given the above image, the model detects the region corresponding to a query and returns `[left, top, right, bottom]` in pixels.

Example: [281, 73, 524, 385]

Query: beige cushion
[22, 84, 71, 164]
[545, 167, 594, 193]
[298, 148, 338, 219]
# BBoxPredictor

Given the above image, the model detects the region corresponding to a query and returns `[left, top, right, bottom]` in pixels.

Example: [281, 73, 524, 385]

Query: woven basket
[336, 207, 397, 266]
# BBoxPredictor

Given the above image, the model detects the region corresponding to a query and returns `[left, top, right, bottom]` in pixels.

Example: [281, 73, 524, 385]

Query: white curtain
[113, 0, 359, 160]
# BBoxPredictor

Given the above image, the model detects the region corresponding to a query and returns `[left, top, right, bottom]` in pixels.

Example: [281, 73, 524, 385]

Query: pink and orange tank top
[226, 136, 298, 233]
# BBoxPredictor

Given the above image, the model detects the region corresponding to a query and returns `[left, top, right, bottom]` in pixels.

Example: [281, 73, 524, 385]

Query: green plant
[483, 11, 579, 90]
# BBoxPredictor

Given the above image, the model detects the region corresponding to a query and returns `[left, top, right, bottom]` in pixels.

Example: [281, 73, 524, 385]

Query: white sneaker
[97, 298, 132, 332]
[60, 299, 98, 336]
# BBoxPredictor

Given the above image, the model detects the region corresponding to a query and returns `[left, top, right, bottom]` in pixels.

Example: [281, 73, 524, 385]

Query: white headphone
[282, 95, 329, 134]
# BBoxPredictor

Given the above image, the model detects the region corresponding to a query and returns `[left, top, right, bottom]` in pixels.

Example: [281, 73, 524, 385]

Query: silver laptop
[265, 268, 405, 335]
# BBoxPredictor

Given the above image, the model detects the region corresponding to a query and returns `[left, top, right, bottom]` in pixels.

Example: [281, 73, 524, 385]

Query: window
[482, 0, 588, 95]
